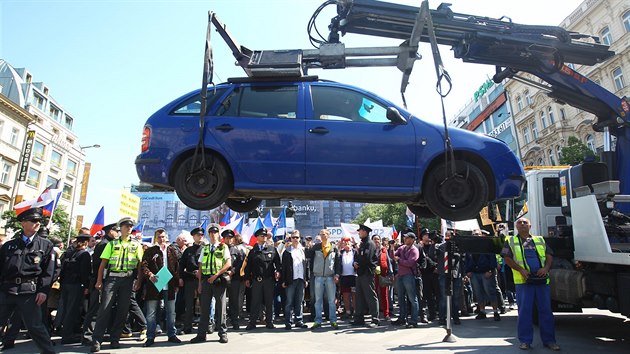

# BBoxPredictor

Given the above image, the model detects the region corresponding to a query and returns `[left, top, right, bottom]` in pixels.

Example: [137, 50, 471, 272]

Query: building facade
[505, 0, 630, 166]
[0, 59, 87, 233]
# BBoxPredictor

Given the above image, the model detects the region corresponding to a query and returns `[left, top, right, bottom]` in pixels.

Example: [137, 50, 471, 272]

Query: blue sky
[1, 0, 582, 224]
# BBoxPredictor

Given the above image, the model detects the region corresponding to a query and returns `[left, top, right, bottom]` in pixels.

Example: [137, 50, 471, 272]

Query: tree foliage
[1, 205, 75, 243]
[353, 202, 440, 233]
[559, 136, 598, 165]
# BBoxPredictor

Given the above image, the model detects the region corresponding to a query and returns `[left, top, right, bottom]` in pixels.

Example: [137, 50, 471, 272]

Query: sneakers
[90, 341, 100, 352]
[311, 323, 322, 329]
[519, 343, 531, 350]
[168, 336, 182, 343]
[219, 334, 228, 344]
[493, 312, 501, 321]
[138, 329, 147, 341]
[366, 322, 378, 328]
[391, 319, 407, 326]
[120, 332, 133, 338]
[475, 312, 487, 320]
[143, 339, 155, 347]
[544, 343, 561, 351]
[405, 323, 419, 328]
[295, 322, 308, 328]
[331, 322, 339, 329]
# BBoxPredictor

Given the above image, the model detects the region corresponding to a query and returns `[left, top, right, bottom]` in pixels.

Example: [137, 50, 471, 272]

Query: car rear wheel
[225, 197, 262, 213]
[423, 160, 489, 221]
[173, 154, 232, 210]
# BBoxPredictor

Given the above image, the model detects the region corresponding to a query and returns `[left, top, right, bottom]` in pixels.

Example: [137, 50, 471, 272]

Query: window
[62, 183, 73, 200]
[26, 168, 41, 188]
[548, 149, 556, 166]
[613, 67, 625, 91]
[10, 128, 19, 146]
[524, 90, 532, 105]
[311, 86, 389, 123]
[33, 140, 45, 160]
[51, 150, 62, 168]
[46, 175, 58, 188]
[64, 114, 73, 130]
[542, 177, 561, 207]
[178, 214, 186, 226]
[1, 161, 12, 185]
[189, 214, 198, 225]
[623, 10, 630, 32]
[32, 92, 46, 111]
[548, 106, 555, 124]
[537, 158, 545, 165]
[172, 88, 226, 115]
[540, 111, 547, 129]
[49, 104, 61, 122]
[531, 121, 538, 139]
[600, 26, 612, 46]
[586, 134, 596, 152]
[217, 86, 297, 118]
[523, 127, 530, 144]
[67, 159, 77, 176]
[516, 95, 523, 111]
[560, 108, 566, 120]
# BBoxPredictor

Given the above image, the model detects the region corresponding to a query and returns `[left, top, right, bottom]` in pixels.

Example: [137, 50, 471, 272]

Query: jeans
[515, 284, 556, 345]
[396, 274, 419, 324]
[284, 279, 305, 325]
[314, 276, 337, 324]
[145, 291, 176, 339]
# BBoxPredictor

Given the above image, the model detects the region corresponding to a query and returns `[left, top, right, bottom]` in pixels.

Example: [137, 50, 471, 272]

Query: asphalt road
[8, 308, 629, 354]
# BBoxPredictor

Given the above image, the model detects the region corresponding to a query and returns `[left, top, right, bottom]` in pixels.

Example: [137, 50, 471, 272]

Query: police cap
[117, 217, 135, 227]
[17, 207, 44, 222]
[420, 228, 430, 236]
[357, 224, 372, 233]
[190, 227, 204, 235]
[102, 223, 120, 233]
[76, 234, 90, 242]
[221, 229, 235, 238]
[254, 228, 268, 237]
[207, 223, 220, 233]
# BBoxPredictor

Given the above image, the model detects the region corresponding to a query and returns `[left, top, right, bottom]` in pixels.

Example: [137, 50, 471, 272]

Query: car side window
[216, 85, 298, 118]
[311, 86, 389, 123]
[171, 88, 226, 115]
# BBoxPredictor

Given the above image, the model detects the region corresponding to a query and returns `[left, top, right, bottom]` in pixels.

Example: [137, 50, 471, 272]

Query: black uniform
[227, 242, 247, 328]
[353, 237, 379, 325]
[59, 246, 91, 342]
[82, 234, 114, 343]
[179, 242, 202, 333]
[244, 243, 281, 328]
[421, 242, 439, 320]
[0, 232, 56, 354]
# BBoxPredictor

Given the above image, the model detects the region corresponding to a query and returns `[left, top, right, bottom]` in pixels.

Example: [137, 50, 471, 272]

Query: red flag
[90, 207, 105, 236]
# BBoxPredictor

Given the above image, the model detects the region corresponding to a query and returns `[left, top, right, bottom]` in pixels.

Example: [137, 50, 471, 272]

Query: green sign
[474, 79, 494, 102]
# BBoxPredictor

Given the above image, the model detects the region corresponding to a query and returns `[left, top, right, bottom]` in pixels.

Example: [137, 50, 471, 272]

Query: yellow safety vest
[108, 239, 141, 272]
[200, 244, 227, 275]
[507, 235, 548, 285]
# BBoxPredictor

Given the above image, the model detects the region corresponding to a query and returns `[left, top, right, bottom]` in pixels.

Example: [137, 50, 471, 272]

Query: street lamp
[80, 144, 101, 150]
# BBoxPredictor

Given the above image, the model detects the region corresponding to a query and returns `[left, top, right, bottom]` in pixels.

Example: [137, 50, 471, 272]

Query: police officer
[82, 222, 119, 345]
[0, 207, 56, 353]
[244, 228, 281, 330]
[90, 217, 143, 352]
[352, 224, 379, 328]
[59, 233, 91, 344]
[179, 226, 204, 334]
[225, 229, 248, 330]
[191, 224, 231, 344]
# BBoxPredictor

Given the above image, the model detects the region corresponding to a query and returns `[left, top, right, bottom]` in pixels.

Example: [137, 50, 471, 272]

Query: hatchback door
[209, 83, 305, 185]
[305, 84, 417, 190]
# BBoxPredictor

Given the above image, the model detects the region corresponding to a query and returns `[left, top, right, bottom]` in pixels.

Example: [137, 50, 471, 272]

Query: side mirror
[386, 107, 407, 124]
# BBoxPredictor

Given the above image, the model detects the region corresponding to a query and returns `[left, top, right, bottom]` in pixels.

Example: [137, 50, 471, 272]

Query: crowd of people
[0, 206, 560, 353]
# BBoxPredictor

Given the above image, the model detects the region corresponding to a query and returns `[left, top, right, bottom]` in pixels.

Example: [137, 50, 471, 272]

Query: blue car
[135, 77, 524, 221]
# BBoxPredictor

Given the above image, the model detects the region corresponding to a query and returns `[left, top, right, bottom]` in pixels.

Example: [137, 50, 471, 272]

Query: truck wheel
[225, 197, 261, 212]
[173, 154, 232, 210]
[423, 160, 489, 221]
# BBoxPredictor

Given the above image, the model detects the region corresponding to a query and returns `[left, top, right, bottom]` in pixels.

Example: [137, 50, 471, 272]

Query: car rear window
[216, 85, 298, 119]
[171, 88, 227, 115]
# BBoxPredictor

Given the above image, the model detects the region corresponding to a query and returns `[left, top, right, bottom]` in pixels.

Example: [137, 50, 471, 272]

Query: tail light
[141, 126, 151, 152]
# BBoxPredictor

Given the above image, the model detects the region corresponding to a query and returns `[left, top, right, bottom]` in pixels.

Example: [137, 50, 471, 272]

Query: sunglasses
[291, 236, 300, 239]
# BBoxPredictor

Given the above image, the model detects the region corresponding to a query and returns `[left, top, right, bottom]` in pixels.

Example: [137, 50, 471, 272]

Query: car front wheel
[225, 197, 262, 213]
[423, 160, 489, 221]
[173, 154, 232, 210]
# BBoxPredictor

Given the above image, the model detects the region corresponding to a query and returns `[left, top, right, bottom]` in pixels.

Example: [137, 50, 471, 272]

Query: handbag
[378, 274, 394, 287]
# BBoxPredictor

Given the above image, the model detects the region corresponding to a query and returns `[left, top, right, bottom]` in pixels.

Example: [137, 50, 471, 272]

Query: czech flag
[219, 209, 232, 227]
[90, 207, 105, 236]
[14, 183, 62, 217]
[247, 217, 265, 247]
[392, 225, 398, 240]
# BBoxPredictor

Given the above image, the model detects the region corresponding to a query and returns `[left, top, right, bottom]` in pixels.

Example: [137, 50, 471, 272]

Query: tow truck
[205, 0, 630, 316]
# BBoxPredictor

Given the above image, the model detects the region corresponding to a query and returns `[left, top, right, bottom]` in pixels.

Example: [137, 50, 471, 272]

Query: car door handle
[308, 127, 329, 134]
[215, 124, 234, 132]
